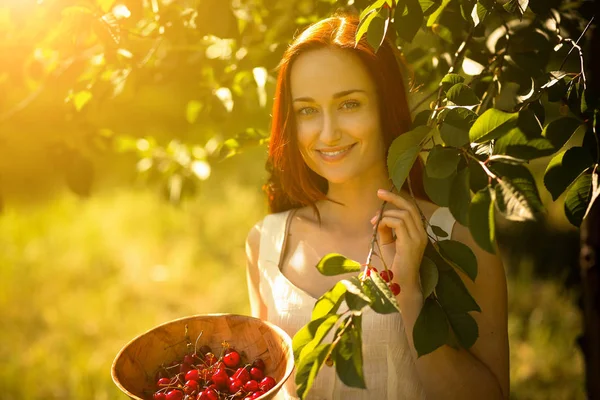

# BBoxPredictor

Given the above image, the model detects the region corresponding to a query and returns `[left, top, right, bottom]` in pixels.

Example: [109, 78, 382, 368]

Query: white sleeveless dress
[257, 207, 456, 400]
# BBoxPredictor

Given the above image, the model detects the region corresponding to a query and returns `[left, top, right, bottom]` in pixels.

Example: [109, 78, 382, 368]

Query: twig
[558, 16, 595, 72]
[365, 183, 394, 267]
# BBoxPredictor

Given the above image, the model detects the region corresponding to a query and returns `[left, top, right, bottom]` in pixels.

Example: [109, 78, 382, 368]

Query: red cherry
[233, 367, 250, 383]
[157, 377, 171, 387]
[165, 390, 183, 400]
[251, 391, 266, 399]
[250, 367, 264, 381]
[185, 369, 199, 382]
[259, 376, 276, 392]
[223, 350, 241, 368]
[179, 363, 191, 374]
[183, 354, 194, 365]
[229, 377, 243, 394]
[153, 393, 167, 400]
[199, 345, 212, 355]
[243, 379, 259, 392]
[184, 379, 198, 395]
[366, 267, 378, 277]
[380, 269, 394, 282]
[390, 282, 401, 296]
[252, 358, 266, 371]
[212, 368, 229, 388]
[198, 388, 218, 400]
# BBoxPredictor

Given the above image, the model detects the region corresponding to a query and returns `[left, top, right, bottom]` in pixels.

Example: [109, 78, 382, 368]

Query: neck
[315, 163, 392, 238]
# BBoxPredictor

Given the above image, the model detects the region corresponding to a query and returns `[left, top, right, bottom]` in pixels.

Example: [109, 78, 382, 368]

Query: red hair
[265, 13, 427, 216]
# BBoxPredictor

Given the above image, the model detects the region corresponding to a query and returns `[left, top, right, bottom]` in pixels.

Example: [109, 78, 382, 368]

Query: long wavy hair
[264, 13, 427, 217]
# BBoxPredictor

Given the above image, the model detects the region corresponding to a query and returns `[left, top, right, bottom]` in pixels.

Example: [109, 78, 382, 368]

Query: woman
[245, 13, 509, 400]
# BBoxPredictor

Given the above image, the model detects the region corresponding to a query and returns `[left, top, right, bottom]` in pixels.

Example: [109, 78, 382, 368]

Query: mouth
[315, 143, 356, 161]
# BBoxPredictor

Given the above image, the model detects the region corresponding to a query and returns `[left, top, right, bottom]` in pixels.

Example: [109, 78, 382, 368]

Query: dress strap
[427, 207, 456, 241]
[258, 210, 294, 268]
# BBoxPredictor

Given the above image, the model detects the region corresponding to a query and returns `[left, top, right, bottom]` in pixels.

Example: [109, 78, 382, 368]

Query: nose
[319, 110, 342, 145]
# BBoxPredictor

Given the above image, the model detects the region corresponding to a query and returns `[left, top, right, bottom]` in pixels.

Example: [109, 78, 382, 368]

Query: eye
[297, 106, 318, 116]
[340, 100, 360, 110]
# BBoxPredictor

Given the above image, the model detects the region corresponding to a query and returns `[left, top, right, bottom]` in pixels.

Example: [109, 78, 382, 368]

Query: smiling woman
[245, 11, 509, 400]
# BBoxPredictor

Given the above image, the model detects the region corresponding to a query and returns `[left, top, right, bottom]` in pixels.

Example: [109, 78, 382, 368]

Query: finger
[377, 189, 422, 230]
[375, 216, 395, 245]
[378, 216, 411, 245]
[381, 209, 420, 241]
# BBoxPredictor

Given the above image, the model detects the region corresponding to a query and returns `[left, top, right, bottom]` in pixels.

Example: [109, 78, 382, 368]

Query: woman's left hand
[371, 189, 429, 293]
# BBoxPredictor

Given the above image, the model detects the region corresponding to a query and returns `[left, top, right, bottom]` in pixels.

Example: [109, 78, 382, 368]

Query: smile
[315, 143, 356, 161]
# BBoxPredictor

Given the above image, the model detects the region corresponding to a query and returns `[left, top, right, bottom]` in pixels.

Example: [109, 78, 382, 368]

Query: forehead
[290, 47, 376, 99]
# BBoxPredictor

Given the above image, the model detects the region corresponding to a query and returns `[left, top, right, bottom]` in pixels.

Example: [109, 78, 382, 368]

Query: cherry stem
[364, 183, 393, 269]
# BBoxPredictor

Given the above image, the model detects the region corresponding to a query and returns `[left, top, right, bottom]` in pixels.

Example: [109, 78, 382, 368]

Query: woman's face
[290, 47, 386, 185]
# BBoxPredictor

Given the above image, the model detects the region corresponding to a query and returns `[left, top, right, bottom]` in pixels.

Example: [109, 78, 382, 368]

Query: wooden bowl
[111, 314, 294, 400]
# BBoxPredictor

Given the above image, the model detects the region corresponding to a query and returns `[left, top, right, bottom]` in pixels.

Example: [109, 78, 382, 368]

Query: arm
[246, 220, 268, 320]
[398, 224, 509, 400]
[375, 190, 509, 400]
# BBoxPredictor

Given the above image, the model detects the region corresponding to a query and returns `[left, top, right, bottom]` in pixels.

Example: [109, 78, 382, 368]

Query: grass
[0, 162, 586, 399]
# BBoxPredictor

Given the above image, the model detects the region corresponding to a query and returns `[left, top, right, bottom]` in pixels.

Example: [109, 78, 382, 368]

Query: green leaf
[333, 316, 366, 388]
[420, 256, 439, 298]
[446, 312, 479, 348]
[427, 0, 452, 26]
[542, 117, 582, 151]
[359, 0, 387, 20]
[438, 240, 478, 281]
[295, 343, 331, 399]
[468, 187, 495, 254]
[441, 73, 465, 91]
[366, 7, 389, 53]
[436, 268, 481, 313]
[440, 108, 477, 148]
[292, 316, 330, 361]
[449, 167, 471, 226]
[363, 273, 401, 314]
[298, 314, 340, 362]
[517, 108, 543, 138]
[387, 125, 433, 190]
[426, 145, 461, 179]
[430, 225, 449, 238]
[471, 2, 489, 26]
[394, 0, 424, 43]
[469, 161, 488, 193]
[316, 253, 361, 276]
[469, 109, 519, 143]
[413, 298, 449, 357]
[494, 179, 536, 222]
[544, 147, 594, 201]
[423, 169, 455, 207]
[419, 0, 442, 15]
[564, 172, 593, 227]
[503, 0, 529, 18]
[446, 84, 480, 106]
[492, 163, 543, 219]
[312, 281, 347, 320]
[356, 9, 379, 45]
[341, 278, 371, 313]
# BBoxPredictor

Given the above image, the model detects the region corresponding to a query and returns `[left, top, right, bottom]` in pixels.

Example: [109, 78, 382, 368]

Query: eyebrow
[293, 89, 366, 103]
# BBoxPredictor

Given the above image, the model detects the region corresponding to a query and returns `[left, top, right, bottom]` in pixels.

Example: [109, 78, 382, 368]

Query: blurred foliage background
[0, 0, 593, 399]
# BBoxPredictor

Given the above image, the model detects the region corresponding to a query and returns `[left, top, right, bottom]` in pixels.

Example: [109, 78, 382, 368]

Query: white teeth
[319, 145, 353, 156]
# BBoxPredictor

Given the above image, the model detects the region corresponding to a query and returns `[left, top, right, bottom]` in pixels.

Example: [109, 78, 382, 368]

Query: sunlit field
[0, 153, 585, 400]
